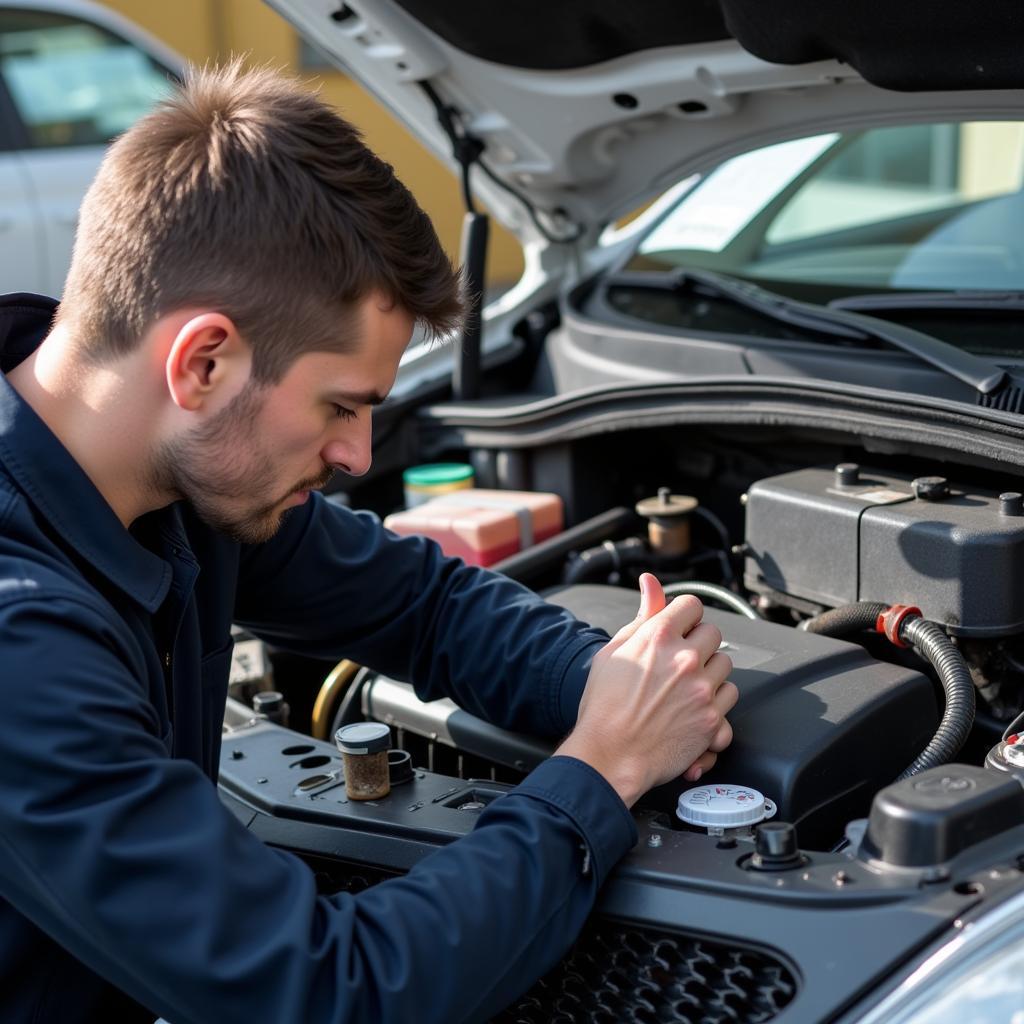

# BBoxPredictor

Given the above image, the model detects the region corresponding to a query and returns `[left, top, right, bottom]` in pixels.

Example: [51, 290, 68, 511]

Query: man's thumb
[637, 572, 666, 620]
[604, 573, 666, 653]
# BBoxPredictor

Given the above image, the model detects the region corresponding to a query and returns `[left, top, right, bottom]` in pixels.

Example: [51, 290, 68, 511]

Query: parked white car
[0, 0, 180, 297]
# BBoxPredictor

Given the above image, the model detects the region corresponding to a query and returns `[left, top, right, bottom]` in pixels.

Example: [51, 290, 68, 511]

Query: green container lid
[403, 463, 474, 487]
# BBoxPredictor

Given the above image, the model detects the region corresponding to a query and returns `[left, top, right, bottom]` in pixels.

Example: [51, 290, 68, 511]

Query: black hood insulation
[393, 0, 1024, 90]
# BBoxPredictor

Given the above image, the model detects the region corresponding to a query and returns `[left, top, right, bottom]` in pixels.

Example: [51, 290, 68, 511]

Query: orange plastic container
[384, 490, 563, 566]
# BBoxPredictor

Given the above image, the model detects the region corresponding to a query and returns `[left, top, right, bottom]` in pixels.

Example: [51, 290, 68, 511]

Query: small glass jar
[335, 722, 392, 800]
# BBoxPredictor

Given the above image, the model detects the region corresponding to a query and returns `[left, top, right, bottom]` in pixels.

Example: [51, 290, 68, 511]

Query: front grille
[285, 849, 798, 1022]
[491, 920, 797, 1024]
[288, 851, 399, 896]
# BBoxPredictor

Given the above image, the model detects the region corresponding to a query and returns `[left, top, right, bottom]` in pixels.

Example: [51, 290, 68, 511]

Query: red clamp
[876, 604, 922, 648]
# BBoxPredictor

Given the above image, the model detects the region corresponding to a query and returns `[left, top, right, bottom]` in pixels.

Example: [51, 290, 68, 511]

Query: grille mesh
[290, 852, 797, 1022]
[491, 920, 797, 1024]
[291, 851, 399, 896]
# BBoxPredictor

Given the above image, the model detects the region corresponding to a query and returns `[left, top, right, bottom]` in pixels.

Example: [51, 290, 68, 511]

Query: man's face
[157, 298, 414, 544]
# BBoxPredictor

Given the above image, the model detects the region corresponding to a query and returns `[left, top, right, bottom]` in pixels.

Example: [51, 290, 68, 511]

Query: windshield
[618, 122, 1024, 355]
[634, 121, 1024, 292]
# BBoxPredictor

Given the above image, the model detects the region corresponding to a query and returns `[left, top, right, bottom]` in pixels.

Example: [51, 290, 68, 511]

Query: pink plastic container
[384, 490, 563, 566]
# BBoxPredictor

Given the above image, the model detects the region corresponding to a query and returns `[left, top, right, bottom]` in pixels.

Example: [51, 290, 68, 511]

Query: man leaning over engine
[0, 63, 737, 1024]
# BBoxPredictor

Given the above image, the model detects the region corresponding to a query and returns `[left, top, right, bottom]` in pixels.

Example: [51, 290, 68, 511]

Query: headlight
[853, 888, 1024, 1023]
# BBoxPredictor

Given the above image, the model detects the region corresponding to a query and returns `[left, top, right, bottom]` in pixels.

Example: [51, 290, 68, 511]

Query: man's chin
[193, 502, 294, 546]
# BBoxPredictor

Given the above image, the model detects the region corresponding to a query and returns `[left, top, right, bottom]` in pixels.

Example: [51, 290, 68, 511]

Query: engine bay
[219, 430, 1024, 1023]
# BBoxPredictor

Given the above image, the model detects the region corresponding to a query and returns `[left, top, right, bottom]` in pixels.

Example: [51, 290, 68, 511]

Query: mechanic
[0, 64, 737, 1024]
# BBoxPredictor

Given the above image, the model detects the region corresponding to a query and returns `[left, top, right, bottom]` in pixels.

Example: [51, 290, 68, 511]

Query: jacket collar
[0, 293, 172, 612]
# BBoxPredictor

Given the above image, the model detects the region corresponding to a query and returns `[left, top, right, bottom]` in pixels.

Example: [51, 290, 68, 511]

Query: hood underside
[268, 0, 1024, 238]
[390, 0, 1024, 91]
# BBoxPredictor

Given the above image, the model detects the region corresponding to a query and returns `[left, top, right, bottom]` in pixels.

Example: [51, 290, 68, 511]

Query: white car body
[0, 0, 181, 297]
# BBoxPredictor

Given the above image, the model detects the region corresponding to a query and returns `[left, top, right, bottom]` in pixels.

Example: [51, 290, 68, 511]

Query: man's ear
[165, 313, 252, 412]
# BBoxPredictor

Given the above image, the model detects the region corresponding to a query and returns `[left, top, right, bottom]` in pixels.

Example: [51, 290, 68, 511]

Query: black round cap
[834, 463, 860, 485]
[748, 822, 805, 871]
[1000, 492, 1024, 517]
[912, 476, 949, 501]
[252, 691, 284, 713]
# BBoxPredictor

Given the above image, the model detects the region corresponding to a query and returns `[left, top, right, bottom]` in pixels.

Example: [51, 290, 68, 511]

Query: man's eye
[332, 403, 357, 421]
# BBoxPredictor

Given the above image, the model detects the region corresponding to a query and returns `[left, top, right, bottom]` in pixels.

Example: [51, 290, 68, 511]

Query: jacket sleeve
[234, 494, 610, 737]
[0, 592, 637, 1024]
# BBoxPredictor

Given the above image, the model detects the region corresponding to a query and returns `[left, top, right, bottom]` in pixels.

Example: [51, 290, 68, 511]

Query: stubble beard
[150, 384, 334, 545]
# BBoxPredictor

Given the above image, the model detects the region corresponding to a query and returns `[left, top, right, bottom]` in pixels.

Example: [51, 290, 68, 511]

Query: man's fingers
[702, 651, 734, 685]
[708, 718, 733, 753]
[713, 677, 740, 714]
[682, 621, 723, 664]
[645, 592, 704, 640]
[683, 750, 717, 782]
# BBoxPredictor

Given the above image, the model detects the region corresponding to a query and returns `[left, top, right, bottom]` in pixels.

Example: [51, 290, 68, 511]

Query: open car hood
[266, 0, 1024, 242]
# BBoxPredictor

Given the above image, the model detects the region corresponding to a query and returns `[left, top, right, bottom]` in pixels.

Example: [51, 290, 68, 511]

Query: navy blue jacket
[0, 295, 637, 1024]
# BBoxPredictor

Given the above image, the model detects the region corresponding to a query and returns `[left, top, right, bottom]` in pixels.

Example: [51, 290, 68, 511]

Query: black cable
[419, 81, 479, 214]
[418, 81, 583, 244]
[472, 156, 584, 244]
[1001, 706, 1024, 741]
[692, 505, 732, 554]
[691, 506, 736, 587]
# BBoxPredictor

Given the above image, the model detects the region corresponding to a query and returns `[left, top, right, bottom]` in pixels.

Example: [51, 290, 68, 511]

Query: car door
[0, 5, 177, 297]
[0, 68, 44, 294]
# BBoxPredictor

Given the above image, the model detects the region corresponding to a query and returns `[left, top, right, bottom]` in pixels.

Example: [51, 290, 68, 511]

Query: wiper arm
[830, 290, 1024, 314]
[669, 268, 1008, 397]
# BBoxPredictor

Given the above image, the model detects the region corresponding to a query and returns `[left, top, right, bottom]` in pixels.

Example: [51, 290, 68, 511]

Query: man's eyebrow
[330, 389, 388, 407]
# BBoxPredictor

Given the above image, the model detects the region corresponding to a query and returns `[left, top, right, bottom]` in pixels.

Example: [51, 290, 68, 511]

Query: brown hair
[58, 60, 464, 382]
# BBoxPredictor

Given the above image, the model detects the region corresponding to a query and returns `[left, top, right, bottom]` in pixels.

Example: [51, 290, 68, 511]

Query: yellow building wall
[104, 0, 525, 289]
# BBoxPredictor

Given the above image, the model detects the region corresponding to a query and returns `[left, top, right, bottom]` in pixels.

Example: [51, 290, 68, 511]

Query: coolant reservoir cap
[676, 784, 777, 829]
[402, 463, 474, 487]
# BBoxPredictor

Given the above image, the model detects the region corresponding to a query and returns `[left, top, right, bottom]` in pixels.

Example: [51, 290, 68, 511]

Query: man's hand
[556, 573, 738, 808]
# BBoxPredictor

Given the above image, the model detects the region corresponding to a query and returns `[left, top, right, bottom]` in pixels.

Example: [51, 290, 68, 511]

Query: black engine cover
[545, 585, 939, 844]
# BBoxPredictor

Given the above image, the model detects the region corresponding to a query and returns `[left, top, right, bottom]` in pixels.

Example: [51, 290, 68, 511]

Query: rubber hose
[801, 602, 888, 637]
[562, 537, 646, 586]
[896, 616, 975, 779]
[662, 581, 762, 620]
[804, 603, 975, 778]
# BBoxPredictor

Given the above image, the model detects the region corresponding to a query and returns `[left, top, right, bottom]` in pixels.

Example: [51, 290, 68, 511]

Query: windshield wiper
[830, 290, 1024, 314]
[665, 268, 1010, 398]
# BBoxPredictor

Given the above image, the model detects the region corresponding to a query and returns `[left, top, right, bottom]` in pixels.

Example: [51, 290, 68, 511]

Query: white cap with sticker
[676, 783, 777, 829]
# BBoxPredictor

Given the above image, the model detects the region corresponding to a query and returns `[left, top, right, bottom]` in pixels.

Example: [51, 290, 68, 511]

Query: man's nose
[321, 421, 372, 478]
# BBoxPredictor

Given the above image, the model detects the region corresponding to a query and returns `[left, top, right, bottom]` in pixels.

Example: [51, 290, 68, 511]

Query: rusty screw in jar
[335, 722, 392, 800]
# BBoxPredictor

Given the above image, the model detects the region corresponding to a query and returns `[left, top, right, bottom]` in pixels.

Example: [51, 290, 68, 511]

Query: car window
[632, 120, 1024, 293]
[765, 123, 1021, 245]
[0, 8, 173, 149]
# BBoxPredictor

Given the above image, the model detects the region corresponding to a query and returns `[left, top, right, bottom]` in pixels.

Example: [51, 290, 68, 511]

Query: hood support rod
[454, 210, 489, 402]
[420, 81, 488, 401]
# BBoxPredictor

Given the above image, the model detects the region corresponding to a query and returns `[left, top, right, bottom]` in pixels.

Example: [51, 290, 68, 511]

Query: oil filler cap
[676, 784, 777, 830]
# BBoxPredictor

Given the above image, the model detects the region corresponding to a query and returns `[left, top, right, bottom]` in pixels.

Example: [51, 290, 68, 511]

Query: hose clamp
[876, 604, 922, 647]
